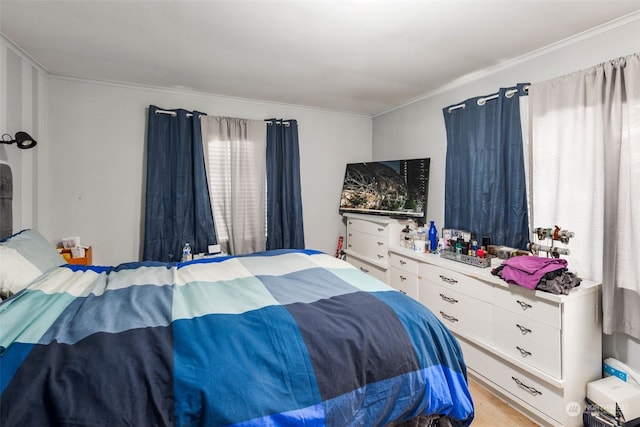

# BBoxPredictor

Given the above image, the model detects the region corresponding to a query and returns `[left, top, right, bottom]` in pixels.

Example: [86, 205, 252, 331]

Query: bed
[0, 229, 474, 426]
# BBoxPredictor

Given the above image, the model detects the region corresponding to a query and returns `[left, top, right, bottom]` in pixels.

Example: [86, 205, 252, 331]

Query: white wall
[372, 14, 640, 371]
[44, 77, 371, 266]
[0, 39, 47, 234]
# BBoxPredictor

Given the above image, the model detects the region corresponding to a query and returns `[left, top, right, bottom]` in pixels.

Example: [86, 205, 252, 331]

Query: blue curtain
[143, 105, 217, 262]
[265, 119, 305, 250]
[442, 84, 529, 249]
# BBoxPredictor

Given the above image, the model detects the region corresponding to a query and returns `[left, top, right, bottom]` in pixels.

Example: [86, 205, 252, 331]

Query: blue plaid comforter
[0, 249, 473, 426]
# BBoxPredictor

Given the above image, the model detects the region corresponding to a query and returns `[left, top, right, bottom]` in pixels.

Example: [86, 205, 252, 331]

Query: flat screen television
[339, 158, 430, 221]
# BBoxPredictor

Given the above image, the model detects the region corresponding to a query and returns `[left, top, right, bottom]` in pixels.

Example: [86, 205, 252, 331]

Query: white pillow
[0, 229, 67, 297]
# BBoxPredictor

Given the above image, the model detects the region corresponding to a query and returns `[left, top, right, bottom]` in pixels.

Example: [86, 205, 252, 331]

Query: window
[201, 117, 266, 255]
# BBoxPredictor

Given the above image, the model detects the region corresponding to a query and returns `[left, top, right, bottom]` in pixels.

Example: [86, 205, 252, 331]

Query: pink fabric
[499, 256, 567, 289]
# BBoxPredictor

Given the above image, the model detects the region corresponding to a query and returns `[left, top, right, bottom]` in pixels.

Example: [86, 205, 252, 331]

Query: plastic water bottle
[428, 221, 438, 252]
[182, 242, 192, 262]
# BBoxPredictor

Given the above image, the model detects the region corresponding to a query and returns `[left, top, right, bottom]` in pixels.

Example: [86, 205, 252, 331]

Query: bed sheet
[0, 249, 473, 426]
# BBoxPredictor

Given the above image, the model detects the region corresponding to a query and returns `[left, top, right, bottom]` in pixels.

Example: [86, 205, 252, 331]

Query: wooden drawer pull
[439, 311, 459, 323]
[516, 346, 532, 358]
[439, 293, 458, 304]
[439, 275, 458, 284]
[516, 324, 532, 335]
[516, 300, 532, 310]
[512, 376, 542, 396]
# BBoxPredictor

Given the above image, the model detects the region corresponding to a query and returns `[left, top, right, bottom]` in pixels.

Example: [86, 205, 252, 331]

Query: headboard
[0, 148, 12, 239]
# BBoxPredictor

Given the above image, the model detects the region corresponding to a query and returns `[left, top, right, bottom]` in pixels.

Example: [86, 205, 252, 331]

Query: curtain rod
[265, 120, 292, 127]
[154, 109, 195, 118]
[447, 85, 530, 113]
[154, 110, 293, 126]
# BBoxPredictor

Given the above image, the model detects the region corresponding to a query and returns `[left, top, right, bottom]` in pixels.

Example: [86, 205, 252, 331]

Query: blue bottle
[428, 221, 438, 252]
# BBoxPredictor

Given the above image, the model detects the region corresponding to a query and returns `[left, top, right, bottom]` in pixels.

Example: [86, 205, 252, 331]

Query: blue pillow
[0, 229, 67, 296]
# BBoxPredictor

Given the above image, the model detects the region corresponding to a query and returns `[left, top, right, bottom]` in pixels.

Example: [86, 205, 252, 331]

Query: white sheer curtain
[528, 53, 640, 339]
[200, 117, 267, 255]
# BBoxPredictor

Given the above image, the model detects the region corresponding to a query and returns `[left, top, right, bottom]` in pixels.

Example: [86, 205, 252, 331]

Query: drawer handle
[516, 300, 532, 310]
[400, 260, 406, 265]
[516, 324, 532, 335]
[377, 254, 384, 259]
[439, 311, 459, 323]
[439, 294, 458, 304]
[516, 346, 532, 358]
[348, 244, 352, 248]
[377, 227, 384, 232]
[359, 267, 369, 273]
[399, 290, 407, 295]
[400, 275, 407, 281]
[511, 377, 542, 396]
[348, 233, 352, 237]
[439, 275, 458, 284]
[348, 221, 353, 225]
[377, 241, 384, 246]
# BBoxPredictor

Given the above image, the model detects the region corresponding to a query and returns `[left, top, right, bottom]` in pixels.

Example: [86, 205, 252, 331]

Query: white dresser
[342, 213, 407, 284]
[389, 246, 602, 427]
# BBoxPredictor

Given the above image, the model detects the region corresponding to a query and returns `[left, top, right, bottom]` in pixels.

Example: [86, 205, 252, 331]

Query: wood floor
[468, 378, 539, 426]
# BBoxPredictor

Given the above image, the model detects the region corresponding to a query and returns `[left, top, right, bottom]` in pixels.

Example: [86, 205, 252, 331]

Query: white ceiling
[2, 0, 640, 116]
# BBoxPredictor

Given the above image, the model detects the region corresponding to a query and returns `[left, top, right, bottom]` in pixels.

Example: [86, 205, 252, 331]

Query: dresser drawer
[390, 253, 418, 274]
[419, 263, 492, 303]
[390, 267, 418, 299]
[493, 284, 560, 328]
[460, 339, 564, 424]
[433, 308, 492, 343]
[494, 307, 561, 377]
[421, 282, 493, 323]
[421, 282, 493, 343]
[495, 361, 563, 422]
[493, 307, 562, 378]
[346, 218, 388, 236]
[346, 255, 387, 283]
[346, 231, 388, 266]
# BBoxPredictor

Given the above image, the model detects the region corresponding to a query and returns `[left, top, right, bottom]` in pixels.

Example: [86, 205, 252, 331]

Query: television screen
[339, 158, 430, 219]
